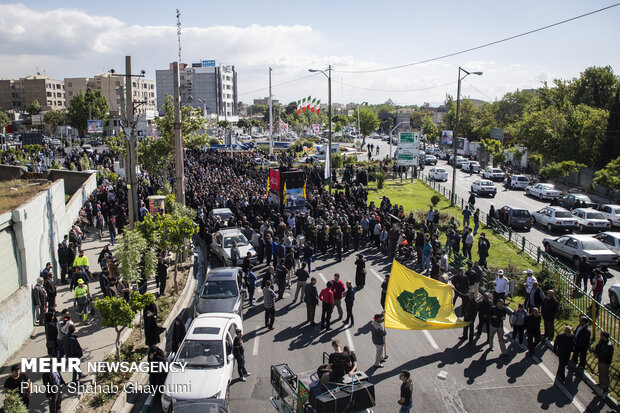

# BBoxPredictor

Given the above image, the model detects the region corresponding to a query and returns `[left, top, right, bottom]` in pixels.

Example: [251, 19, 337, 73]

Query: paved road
[358, 138, 619, 308]
[142, 246, 604, 413]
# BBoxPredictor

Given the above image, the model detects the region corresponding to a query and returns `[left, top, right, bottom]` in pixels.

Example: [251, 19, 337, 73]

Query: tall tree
[0, 108, 10, 132]
[26, 98, 41, 115]
[571, 66, 618, 110]
[43, 109, 68, 133]
[421, 115, 439, 144]
[67, 89, 109, 137]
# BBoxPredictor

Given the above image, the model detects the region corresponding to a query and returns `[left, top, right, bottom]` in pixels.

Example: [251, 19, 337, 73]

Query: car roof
[186, 313, 240, 340]
[599, 232, 620, 239]
[212, 208, 233, 214]
[218, 228, 242, 235]
[563, 234, 601, 240]
[601, 204, 620, 208]
[206, 267, 240, 281]
[502, 205, 527, 210]
[545, 206, 570, 212]
[573, 208, 601, 213]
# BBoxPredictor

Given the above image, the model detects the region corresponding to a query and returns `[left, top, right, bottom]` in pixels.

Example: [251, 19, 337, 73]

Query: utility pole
[124, 56, 139, 226]
[172, 61, 185, 206]
[328, 64, 332, 194]
[269, 67, 273, 157]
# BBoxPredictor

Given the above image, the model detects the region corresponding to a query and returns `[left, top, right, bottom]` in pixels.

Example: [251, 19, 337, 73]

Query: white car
[209, 208, 234, 226]
[471, 179, 497, 197]
[81, 144, 93, 154]
[482, 168, 505, 181]
[572, 208, 612, 233]
[461, 161, 481, 173]
[542, 234, 619, 268]
[429, 167, 448, 182]
[531, 206, 577, 232]
[507, 174, 530, 189]
[424, 155, 437, 165]
[593, 232, 620, 258]
[452, 156, 468, 168]
[161, 313, 242, 412]
[211, 228, 257, 266]
[525, 183, 562, 200]
[597, 204, 620, 228]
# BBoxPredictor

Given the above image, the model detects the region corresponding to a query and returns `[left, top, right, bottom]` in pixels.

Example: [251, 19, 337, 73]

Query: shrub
[376, 172, 386, 189]
[208, 138, 221, 145]
[430, 194, 441, 207]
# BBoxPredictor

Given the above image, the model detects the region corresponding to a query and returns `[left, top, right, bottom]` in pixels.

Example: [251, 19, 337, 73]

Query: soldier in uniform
[321, 223, 330, 254]
[335, 227, 343, 261]
[330, 221, 341, 253]
[343, 221, 351, 253]
[352, 222, 362, 251]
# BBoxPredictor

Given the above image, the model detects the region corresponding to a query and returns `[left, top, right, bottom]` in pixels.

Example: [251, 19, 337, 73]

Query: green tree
[421, 115, 439, 144]
[540, 161, 586, 182]
[446, 98, 478, 139]
[94, 296, 136, 361]
[237, 118, 252, 132]
[247, 104, 268, 116]
[594, 156, 620, 191]
[160, 210, 197, 293]
[0, 108, 10, 132]
[571, 66, 619, 110]
[3, 389, 28, 413]
[473, 103, 497, 138]
[332, 114, 351, 127]
[217, 120, 231, 130]
[353, 107, 380, 141]
[492, 89, 537, 127]
[43, 109, 68, 133]
[26, 98, 41, 115]
[67, 89, 109, 137]
[115, 228, 148, 285]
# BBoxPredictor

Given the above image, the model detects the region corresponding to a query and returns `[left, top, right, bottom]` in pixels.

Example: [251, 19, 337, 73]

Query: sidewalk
[0, 227, 160, 412]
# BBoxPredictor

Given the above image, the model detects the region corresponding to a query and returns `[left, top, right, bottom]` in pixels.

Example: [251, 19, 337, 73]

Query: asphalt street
[358, 138, 619, 308]
[145, 246, 603, 413]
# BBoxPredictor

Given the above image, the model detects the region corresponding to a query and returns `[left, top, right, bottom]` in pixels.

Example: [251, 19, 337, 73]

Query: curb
[503, 306, 618, 410]
[107, 256, 197, 413]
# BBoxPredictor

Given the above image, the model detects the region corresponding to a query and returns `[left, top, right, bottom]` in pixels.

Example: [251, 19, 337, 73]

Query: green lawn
[367, 179, 540, 272]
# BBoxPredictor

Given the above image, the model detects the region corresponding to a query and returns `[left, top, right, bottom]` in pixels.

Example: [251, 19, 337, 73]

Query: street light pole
[450, 67, 483, 205]
[269, 67, 273, 157]
[308, 65, 333, 194]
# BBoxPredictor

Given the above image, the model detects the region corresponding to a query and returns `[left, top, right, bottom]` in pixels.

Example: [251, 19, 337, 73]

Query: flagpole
[269, 67, 273, 157]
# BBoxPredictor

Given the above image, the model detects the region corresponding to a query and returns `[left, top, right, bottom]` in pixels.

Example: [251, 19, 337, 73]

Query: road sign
[397, 131, 420, 166]
[201, 60, 216, 67]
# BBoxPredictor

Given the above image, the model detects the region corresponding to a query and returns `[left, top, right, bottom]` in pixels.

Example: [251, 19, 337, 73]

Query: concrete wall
[0, 165, 27, 180]
[0, 171, 96, 365]
[47, 169, 95, 197]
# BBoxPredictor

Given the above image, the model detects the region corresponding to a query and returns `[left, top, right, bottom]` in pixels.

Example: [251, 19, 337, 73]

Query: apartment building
[0, 75, 65, 112]
[156, 61, 238, 118]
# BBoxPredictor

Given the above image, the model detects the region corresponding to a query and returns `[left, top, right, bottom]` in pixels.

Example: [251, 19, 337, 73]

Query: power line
[334, 3, 620, 74]
[463, 80, 494, 101]
[238, 73, 319, 97]
[332, 79, 457, 93]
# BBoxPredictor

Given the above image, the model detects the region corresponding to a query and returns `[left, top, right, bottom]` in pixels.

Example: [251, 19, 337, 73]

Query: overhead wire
[237, 72, 319, 97]
[333, 3, 620, 74]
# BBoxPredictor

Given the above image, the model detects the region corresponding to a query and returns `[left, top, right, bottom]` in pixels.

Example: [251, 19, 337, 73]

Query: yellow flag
[266, 176, 270, 196]
[385, 260, 469, 330]
[303, 180, 307, 199]
[283, 182, 287, 204]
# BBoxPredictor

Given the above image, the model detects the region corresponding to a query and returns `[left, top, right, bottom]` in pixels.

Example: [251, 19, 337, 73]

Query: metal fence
[416, 173, 620, 346]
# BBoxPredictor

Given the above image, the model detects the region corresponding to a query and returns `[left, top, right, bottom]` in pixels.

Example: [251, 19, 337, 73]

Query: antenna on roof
[176, 9, 182, 63]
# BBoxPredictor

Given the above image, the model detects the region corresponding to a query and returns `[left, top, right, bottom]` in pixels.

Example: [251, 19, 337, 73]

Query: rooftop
[0, 179, 50, 214]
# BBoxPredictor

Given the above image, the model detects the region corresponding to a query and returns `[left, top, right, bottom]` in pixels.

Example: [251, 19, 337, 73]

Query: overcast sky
[1, 1, 619, 106]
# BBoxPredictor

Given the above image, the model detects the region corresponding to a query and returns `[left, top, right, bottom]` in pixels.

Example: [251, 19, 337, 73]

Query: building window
[69, 91, 73, 96]
[68, 82, 72, 87]
[47, 92, 52, 97]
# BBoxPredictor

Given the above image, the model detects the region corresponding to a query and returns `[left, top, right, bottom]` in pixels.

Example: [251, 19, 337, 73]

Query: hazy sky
[1, 1, 619, 106]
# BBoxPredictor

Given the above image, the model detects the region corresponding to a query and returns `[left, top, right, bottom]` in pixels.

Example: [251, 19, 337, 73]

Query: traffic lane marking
[423, 330, 440, 350]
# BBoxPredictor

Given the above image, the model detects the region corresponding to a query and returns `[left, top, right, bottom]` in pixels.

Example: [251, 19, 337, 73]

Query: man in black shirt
[553, 326, 574, 383]
[397, 370, 413, 412]
[343, 346, 357, 377]
[3, 364, 31, 407]
[325, 340, 351, 383]
[488, 299, 508, 355]
[233, 329, 250, 381]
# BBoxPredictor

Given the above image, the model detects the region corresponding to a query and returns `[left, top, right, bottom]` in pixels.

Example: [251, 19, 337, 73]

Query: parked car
[211, 228, 257, 266]
[451, 156, 468, 168]
[161, 313, 242, 412]
[195, 267, 245, 317]
[525, 183, 562, 200]
[481, 167, 505, 181]
[497, 206, 534, 230]
[556, 193, 596, 210]
[429, 167, 448, 182]
[531, 206, 577, 232]
[470, 179, 497, 197]
[461, 161, 481, 173]
[596, 204, 620, 228]
[609, 284, 620, 309]
[542, 234, 619, 268]
[171, 400, 229, 413]
[424, 155, 437, 166]
[506, 174, 530, 190]
[572, 208, 612, 233]
[592, 232, 620, 258]
[209, 208, 234, 226]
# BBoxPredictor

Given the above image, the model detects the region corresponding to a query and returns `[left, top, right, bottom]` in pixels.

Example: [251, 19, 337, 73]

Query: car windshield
[586, 212, 605, 220]
[541, 184, 555, 190]
[555, 211, 573, 218]
[201, 280, 238, 299]
[480, 181, 493, 186]
[512, 209, 530, 217]
[223, 234, 249, 248]
[580, 240, 607, 251]
[575, 195, 592, 202]
[612, 207, 620, 214]
[435, 169, 446, 173]
[177, 339, 224, 368]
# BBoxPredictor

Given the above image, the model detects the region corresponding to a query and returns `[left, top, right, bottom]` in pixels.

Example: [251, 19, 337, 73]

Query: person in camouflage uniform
[343, 221, 351, 252]
[335, 227, 343, 261]
[319, 221, 330, 254]
[352, 222, 362, 251]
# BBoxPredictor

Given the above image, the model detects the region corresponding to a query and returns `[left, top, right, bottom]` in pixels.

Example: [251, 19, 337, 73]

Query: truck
[269, 166, 308, 213]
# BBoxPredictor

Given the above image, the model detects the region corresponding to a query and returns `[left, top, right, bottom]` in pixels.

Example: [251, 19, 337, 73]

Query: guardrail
[416, 172, 620, 347]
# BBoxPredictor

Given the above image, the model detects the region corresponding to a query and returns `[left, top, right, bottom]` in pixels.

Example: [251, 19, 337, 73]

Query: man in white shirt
[523, 269, 537, 295]
[494, 269, 510, 304]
